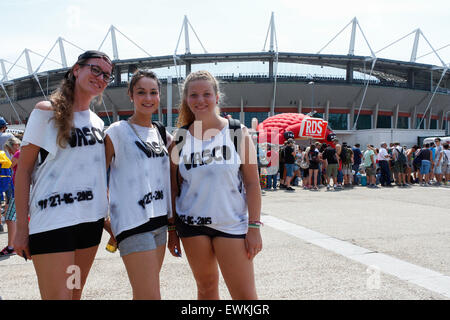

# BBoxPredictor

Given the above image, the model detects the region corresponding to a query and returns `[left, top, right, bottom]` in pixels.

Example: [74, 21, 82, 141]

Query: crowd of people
[261, 138, 450, 191]
[0, 50, 262, 300]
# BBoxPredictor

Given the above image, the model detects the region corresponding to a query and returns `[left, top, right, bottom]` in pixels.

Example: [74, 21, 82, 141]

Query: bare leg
[181, 236, 220, 300]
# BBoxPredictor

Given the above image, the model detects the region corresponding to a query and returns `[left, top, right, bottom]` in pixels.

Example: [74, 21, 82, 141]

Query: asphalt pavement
[0, 183, 449, 300]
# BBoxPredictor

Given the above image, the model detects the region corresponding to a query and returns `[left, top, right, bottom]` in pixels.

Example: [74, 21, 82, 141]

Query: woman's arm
[14, 144, 40, 260]
[103, 135, 115, 239]
[239, 127, 262, 260]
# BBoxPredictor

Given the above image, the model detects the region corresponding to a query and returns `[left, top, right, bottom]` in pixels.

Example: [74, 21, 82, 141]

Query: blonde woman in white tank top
[168, 71, 262, 300]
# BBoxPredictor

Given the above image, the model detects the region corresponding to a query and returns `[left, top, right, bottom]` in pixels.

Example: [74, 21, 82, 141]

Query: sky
[1, 0, 449, 80]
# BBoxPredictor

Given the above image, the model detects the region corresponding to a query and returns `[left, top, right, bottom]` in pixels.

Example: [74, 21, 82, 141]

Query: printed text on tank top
[127, 119, 168, 157]
[69, 126, 104, 147]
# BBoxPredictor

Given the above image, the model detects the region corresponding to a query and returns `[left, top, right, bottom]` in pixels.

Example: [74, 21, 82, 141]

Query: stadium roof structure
[0, 15, 449, 129]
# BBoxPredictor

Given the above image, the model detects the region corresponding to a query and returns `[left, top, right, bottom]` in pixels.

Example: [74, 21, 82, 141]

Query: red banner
[298, 117, 328, 140]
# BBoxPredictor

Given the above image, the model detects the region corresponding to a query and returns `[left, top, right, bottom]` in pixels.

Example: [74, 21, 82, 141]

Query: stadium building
[1, 15, 449, 147]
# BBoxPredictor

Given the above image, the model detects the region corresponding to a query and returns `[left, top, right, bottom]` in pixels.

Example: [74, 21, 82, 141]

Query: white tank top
[105, 121, 173, 237]
[22, 109, 108, 235]
[175, 123, 248, 235]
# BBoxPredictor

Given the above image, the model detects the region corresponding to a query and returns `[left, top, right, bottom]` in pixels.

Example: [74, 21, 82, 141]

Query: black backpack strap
[152, 121, 167, 146]
[227, 118, 242, 154]
[38, 148, 49, 166]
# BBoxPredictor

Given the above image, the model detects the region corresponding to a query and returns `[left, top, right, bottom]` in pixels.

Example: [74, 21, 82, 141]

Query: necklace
[127, 119, 165, 155]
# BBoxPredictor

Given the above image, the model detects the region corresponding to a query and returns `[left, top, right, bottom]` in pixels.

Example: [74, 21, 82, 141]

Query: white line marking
[262, 215, 450, 298]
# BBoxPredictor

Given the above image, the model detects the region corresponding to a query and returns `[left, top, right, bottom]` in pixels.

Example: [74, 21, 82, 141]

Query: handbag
[300, 160, 309, 169]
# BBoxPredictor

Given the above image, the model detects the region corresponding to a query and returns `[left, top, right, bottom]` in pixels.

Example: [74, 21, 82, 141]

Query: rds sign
[299, 117, 328, 140]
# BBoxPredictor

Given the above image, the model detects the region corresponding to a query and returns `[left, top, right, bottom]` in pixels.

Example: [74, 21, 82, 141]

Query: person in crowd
[292, 145, 302, 187]
[417, 143, 433, 186]
[412, 145, 422, 183]
[0, 147, 12, 233]
[335, 143, 344, 189]
[14, 50, 112, 299]
[442, 143, 450, 185]
[392, 142, 407, 187]
[307, 143, 320, 191]
[278, 141, 287, 189]
[352, 143, 362, 185]
[322, 142, 339, 190]
[363, 145, 377, 188]
[433, 138, 444, 186]
[314, 142, 323, 187]
[406, 145, 418, 184]
[282, 139, 296, 191]
[429, 142, 436, 182]
[318, 143, 327, 186]
[103, 70, 173, 299]
[0, 117, 14, 156]
[168, 70, 262, 300]
[300, 146, 309, 189]
[0, 137, 21, 256]
[340, 142, 354, 187]
[265, 144, 279, 191]
[377, 142, 392, 187]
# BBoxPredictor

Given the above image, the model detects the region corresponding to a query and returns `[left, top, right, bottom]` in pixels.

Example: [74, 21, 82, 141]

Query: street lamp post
[308, 81, 314, 110]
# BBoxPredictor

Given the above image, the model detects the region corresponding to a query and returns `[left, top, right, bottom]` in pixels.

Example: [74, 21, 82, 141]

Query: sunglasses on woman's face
[79, 63, 114, 83]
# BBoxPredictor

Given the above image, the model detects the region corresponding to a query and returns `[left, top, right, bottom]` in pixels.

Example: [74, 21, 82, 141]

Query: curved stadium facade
[1, 21, 449, 147]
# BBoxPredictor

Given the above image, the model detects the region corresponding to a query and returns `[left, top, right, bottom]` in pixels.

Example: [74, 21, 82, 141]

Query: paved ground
[0, 183, 449, 300]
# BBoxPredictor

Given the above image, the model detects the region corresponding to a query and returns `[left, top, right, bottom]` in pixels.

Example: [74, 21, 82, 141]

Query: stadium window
[245, 112, 269, 128]
[430, 119, 438, 129]
[397, 116, 409, 129]
[377, 115, 392, 129]
[226, 112, 241, 120]
[328, 113, 348, 130]
[353, 114, 372, 130]
[100, 116, 113, 126]
[119, 114, 131, 121]
[171, 114, 179, 127]
[415, 118, 425, 129]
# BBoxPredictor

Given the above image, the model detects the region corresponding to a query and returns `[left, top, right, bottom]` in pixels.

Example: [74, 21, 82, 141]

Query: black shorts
[175, 216, 246, 239]
[29, 218, 104, 256]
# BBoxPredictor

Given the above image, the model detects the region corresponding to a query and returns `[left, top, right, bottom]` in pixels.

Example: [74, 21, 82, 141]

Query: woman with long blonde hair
[168, 70, 262, 299]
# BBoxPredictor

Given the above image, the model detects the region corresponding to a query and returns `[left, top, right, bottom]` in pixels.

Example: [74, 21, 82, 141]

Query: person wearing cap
[0, 117, 14, 154]
[14, 50, 113, 300]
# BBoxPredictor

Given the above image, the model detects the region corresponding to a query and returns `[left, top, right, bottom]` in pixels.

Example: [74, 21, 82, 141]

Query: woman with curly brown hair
[14, 50, 113, 300]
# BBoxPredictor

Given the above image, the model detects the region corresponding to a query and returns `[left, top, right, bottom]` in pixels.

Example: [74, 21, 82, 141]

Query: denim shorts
[285, 163, 295, 177]
[433, 164, 442, 174]
[420, 160, 431, 175]
[118, 225, 167, 257]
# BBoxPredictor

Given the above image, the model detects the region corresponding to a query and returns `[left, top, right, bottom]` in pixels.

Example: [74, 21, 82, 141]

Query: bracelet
[168, 225, 176, 232]
[248, 220, 264, 226]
